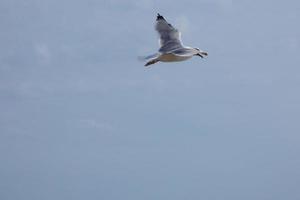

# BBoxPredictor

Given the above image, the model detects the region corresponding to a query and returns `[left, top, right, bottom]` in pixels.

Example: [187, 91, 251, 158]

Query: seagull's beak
[196, 51, 208, 58]
[196, 53, 204, 58]
[201, 52, 208, 56]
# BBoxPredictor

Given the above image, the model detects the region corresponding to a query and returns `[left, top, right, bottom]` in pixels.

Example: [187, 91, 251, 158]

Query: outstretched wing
[155, 14, 183, 53]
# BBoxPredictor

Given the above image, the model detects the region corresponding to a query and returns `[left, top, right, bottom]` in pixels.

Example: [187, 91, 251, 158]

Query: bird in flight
[142, 13, 208, 67]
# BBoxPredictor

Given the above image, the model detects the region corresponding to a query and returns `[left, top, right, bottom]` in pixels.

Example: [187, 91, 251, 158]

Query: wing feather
[155, 14, 183, 53]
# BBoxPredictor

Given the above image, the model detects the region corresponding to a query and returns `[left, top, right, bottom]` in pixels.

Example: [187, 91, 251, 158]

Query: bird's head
[194, 48, 208, 58]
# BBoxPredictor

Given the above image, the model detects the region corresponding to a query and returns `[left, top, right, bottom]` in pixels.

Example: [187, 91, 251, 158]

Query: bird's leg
[145, 59, 159, 67]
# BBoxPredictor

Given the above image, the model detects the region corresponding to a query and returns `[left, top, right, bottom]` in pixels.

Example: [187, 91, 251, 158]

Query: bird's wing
[155, 14, 183, 53]
[171, 48, 195, 57]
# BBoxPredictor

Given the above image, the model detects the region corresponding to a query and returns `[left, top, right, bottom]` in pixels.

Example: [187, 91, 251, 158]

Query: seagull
[142, 13, 208, 67]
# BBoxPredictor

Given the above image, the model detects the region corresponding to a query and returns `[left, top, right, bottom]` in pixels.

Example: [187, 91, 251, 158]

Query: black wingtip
[156, 13, 164, 21]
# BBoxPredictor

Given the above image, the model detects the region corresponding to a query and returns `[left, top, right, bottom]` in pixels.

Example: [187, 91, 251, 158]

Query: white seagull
[142, 13, 208, 67]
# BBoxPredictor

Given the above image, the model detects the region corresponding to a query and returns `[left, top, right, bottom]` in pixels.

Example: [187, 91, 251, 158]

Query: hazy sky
[1, 0, 300, 199]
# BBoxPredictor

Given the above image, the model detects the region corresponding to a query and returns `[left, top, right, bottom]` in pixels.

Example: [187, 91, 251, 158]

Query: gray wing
[170, 48, 195, 57]
[155, 14, 183, 53]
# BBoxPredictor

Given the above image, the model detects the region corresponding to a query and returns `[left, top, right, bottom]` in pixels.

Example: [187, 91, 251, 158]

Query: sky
[1, 0, 300, 199]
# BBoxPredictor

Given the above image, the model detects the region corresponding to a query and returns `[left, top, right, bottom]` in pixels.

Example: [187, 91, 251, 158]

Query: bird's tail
[138, 53, 159, 61]
[144, 58, 159, 67]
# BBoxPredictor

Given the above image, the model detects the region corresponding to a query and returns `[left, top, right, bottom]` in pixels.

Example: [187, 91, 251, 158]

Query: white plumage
[143, 14, 208, 67]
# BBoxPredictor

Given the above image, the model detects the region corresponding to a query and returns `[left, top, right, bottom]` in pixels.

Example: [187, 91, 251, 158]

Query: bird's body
[159, 53, 191, 62]
[143, 14, 207, 67]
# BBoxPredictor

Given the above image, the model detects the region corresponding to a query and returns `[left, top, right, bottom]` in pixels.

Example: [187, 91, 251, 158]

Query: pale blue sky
[1, 0, 300, 199]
